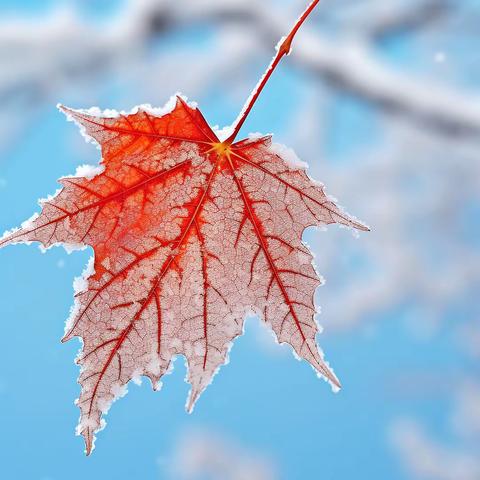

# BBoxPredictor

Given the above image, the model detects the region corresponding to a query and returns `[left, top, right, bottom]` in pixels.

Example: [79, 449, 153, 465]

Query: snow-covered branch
[349, 0, 452, 39]
[1, 0, 479, 145]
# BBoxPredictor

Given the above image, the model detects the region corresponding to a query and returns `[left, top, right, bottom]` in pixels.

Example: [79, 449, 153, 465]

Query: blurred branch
[291, 34, 480, 139]
[1, 0, 479, 144]
[355, 0, 452, 39]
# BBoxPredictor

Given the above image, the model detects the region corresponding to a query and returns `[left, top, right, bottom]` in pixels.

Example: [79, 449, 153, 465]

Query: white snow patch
[62, 242, 88, 254]
[313, 361, 341, 394]
[247, 131, 270, 141]
[59, 92, 194, 145]
[59, 103, 99, 149]
[20, 211, 40, 232]
[212, 124, 234, 141]
[75, 417, 106, 454]
[111, 382, 128, 400]
[97, 382, 128, 415]
[270, 141, 308, 170]
[132, 369, 143, 386]
[72, 164, 104, 180]
[0, 225, 21, 244]
[146, 355, 162, 376]
[64, 256, 94, 336]
[76, 417, 101, 434]
[58, 93, 185, 148]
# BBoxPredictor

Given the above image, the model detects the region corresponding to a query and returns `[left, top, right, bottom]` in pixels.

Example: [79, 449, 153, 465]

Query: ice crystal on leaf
[0, 0, 368, 454]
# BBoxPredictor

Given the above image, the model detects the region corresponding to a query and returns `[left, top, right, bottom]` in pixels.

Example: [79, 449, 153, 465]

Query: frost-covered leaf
[0, 0, 368, 454]
[0, 96, 366, 453]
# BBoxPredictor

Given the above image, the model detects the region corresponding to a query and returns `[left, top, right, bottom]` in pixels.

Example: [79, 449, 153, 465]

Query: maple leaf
[0, 0, 368, 454]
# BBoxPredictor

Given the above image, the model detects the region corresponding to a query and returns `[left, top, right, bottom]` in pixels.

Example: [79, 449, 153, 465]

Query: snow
[270, 141, 308, 170]
[59, 93, 195, 148]
[72, 164, 104, 180]
[64, 256, 94, 336]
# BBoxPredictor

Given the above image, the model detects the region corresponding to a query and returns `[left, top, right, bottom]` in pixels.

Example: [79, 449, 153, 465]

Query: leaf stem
[225, 0, 322, 145]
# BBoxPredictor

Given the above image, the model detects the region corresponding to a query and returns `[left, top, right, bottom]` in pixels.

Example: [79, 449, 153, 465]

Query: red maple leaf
[0, 0, 368, 454]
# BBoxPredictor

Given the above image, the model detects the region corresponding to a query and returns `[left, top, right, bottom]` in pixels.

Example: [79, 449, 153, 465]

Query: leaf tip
[185, 389, 200, 414]
[323, 367, 342, 392]
[175, 93, 200, 113]
[356, 222, 371, 232]
[345, 215, 371, 233]
[83, 429, 93, 456]
[57, 104, 73, 117]
[61, 329, 76, 343]
[332, 377, 342, 392]
[175, 94, 184, 102]
[314, 356, 342, 391]
[58, 104, 80, 122]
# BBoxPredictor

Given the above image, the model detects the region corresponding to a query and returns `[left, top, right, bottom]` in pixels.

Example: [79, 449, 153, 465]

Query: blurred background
[0, 0, 479, 478]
